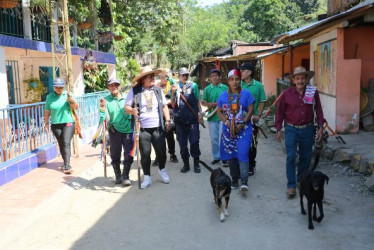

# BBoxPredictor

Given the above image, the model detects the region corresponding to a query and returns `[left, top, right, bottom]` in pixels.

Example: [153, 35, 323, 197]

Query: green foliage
[116, 58, 140, 87]
[84, 65, 108, 92]
[239, 0, 303, 42]
[24, 77, 47, 103]
[291, 0, 320, 15]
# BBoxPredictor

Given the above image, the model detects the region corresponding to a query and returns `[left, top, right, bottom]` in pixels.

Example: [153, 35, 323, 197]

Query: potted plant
[29, 0, 50, 15]
[24, 77, 47, 103]
[0, 0, 18, 9]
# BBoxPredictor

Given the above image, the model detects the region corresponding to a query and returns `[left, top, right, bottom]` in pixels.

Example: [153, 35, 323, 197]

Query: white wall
[0, 47, 9, 109]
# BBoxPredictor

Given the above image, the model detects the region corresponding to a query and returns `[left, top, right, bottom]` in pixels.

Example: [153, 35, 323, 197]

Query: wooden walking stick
[130, 95, 142, 189]
[102, 119, 107, 178]
[179, 93, 206, 128]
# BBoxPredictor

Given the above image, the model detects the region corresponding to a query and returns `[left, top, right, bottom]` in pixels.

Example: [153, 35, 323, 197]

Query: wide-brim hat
[132, 66, 162, 85]
[288, 66, 314, 82]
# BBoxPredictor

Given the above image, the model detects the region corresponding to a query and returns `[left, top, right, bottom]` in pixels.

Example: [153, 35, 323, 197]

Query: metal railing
[0, 91, 109, 164]
[0, 4, 24, 38]
[31, 11, 51, 42]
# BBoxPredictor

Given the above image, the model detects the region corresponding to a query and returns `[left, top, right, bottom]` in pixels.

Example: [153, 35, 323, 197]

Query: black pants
[51, 123, 75, 168]
[165, 126, 176, 155]
[249, 126, 259, 170]
[139, 127, 166, 176]
[109, 129, 134, 169]
[175, 122, 200, 159]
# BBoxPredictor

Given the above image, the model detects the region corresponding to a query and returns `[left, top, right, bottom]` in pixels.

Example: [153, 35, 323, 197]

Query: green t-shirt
[202, 83, 228, 121]
[241, 79, 266, 115]
[100, 94, 133, 134]
[45, 91, 74, 124]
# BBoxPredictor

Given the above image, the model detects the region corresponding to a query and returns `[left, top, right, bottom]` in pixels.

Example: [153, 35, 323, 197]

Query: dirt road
[1, 127, 373, 250]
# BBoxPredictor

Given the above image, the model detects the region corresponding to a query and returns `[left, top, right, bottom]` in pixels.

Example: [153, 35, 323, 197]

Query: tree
[240, 0, 303, 42]
[291, 0, 320, 15]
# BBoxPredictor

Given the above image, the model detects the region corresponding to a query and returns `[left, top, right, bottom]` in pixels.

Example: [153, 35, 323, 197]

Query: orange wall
[262, 54, 282, 96]
[261, 44, 310, 97]
[344, 26, 374, 88]
[336, 28, 361, 133]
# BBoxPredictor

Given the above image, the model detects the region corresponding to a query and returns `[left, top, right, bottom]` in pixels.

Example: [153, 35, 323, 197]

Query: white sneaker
[141, 175, 152, 189]
[240, 184, 248, 191]
[159, 168, 170, 184]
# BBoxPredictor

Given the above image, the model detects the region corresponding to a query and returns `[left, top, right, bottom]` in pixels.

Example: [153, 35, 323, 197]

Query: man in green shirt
[240, 62, 267, 176]
[201, 69, 228, 166]
[99, 78, 133, 186]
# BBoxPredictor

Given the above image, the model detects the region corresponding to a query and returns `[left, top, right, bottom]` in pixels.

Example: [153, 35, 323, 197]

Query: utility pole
[50, 0, 73, 91]
[50, 0, 78, 156]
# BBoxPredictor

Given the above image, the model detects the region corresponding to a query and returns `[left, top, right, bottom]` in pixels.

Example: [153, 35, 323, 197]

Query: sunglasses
[54, 87, 64, 90]
[109, 83, 120, 87]
[181, 74, 189, 78]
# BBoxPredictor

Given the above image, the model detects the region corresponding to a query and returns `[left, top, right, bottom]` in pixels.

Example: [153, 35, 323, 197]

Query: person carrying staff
[171, 67, 204, 174]
[99, 78, 133, 186]
[44, 78, 79, 174]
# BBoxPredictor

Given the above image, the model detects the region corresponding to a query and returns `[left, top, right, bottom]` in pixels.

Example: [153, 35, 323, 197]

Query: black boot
[122, 164, 131, 186]
[193, 158, 201, 173]
[112, 164, 122, 184]
[180, 158, 190, 173]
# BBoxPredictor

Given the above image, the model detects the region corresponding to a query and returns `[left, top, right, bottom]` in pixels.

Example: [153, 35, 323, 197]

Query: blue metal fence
[0, 90, 109, 164]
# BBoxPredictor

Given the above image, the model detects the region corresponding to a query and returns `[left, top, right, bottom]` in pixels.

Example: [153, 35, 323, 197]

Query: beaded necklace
[142, 89, 154, 112]
[226, 87, 241, 138]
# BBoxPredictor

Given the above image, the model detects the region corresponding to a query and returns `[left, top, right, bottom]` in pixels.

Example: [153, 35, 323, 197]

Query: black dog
[300, 167, 329, 230]
[200, 161, 231, 222]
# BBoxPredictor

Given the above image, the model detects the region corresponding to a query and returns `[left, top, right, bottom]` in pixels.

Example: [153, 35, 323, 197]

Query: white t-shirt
[125, 87, 167, 128]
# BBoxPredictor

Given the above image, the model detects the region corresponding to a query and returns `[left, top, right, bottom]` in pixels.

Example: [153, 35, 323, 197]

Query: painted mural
[316, 40, 337, 96]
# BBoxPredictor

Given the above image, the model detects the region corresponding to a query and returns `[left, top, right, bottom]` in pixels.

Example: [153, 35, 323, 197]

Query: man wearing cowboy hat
[171, 67, 204, 173]
[201, 68, 228, 166]
[99, 78, 134, 186]
[125, 66, 171, 189]
[275, 66, 325, 197]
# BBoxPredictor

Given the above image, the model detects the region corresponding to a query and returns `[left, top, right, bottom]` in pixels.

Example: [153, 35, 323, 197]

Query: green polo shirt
[100, 94, 132, 134]
[202, 83, 228, 121]
[241, 79, 266, 115]
[45, 91, 74, 124]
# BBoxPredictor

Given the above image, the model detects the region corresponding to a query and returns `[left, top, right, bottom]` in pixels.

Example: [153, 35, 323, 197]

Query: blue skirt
[220, 123, 252, 162]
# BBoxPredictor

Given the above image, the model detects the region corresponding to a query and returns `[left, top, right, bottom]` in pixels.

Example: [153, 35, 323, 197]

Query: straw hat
[132, 66, 162, 85]
[288, 66, 314, 82]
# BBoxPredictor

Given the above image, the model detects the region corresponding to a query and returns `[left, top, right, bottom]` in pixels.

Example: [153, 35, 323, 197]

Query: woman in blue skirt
[217, 69, 254, 191]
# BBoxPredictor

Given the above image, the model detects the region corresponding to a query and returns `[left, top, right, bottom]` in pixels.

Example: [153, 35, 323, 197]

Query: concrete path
[0, 126, 373, 250]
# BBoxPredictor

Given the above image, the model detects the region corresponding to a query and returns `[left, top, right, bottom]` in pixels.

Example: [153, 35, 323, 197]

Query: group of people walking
[45, 63, 324, 196]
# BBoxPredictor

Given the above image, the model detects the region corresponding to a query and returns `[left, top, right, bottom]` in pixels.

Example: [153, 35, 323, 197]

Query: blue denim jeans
[285, 124, 314, 188]
[208, 121, 222, 160]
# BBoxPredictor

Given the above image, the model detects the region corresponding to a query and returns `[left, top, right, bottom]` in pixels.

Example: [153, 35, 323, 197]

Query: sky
[197, 0, 226, 7]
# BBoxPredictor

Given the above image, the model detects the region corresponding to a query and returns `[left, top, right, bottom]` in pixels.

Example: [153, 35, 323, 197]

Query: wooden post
[281, 53, 285, 80]
[201, 64, 206, 89]
[289, 45, 293, 77]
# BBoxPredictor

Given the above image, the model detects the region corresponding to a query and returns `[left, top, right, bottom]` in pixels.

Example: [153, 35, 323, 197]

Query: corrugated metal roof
[272, 0, 374, 44]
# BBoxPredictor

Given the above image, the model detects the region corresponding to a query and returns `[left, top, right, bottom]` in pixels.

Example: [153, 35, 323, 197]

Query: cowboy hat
[288, 66, 314, 82]
[132, 66, 162, 84]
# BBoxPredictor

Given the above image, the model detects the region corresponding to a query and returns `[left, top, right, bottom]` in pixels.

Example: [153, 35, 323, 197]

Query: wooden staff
[263, 92, 284, 118]
[179, 93, 205, 128]
[134, 96, 142, 189]
[102, 119, 107, 178]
